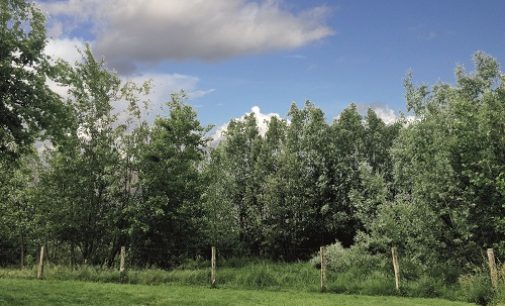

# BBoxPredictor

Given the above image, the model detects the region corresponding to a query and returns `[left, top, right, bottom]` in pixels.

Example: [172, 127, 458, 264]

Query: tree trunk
[20, 233, 24, 270]
[70, 242, 75, 268]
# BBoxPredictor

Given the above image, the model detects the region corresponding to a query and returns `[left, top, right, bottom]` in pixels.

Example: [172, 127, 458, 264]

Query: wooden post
[391, 247, 400, 291]
[320, 246, 326, 292]
[37, 246, 45, 280]
[119, 246, 126, 273]
[211, 246, 216, 288]
[487, 248, 498, 289]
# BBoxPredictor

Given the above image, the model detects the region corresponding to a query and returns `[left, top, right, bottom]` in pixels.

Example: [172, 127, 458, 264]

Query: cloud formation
[41, 0, 333, 73]
[211, 106, 281, 146]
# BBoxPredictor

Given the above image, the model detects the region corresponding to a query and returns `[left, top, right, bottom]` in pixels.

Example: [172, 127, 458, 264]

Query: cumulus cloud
[211, 106, 281, 146]
[41, 0, 333, 73]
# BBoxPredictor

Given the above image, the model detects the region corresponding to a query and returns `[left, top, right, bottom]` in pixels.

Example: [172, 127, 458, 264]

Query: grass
[3, 260, 504, 304]
[0, 278, 474, 306]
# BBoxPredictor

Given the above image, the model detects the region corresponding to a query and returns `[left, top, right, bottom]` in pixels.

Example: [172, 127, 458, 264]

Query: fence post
[320, 246, 326, 292]
[37, 246, 45, 280]
[391, 247, 400, 291]
[119, 246, 126, 273]
[211, 246, 216, 288]
[487, 248, 498, 289]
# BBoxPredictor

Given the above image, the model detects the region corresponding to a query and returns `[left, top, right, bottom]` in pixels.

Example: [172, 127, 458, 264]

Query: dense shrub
[458, 273, 494, 305]
[309, 242, 386, 274]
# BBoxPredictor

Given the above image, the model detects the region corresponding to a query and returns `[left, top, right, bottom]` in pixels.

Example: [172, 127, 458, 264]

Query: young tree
[0, 153, 41, 267]
[326, 104, 365, 246]
[132, 92, 211, 267]
[38, 46, 149, 265]
[261, 102, 331, 259]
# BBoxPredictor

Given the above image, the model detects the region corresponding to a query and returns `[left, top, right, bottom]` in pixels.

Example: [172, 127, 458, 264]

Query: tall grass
[0, 261, 318, 291]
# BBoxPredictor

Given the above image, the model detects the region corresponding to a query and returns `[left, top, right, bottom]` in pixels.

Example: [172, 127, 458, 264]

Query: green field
[0, 278, 474, 306]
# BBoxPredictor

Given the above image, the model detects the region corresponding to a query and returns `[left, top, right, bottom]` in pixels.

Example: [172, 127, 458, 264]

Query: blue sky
[40, 0, 505, 127]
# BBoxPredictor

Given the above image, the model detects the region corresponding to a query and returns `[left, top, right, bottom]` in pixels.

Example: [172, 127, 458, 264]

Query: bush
[458, 273, 494, 305]
[309, 242, 385, 275]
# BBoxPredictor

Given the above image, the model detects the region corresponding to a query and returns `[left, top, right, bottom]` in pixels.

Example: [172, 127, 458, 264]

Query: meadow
[0, 256, 502, 305]
[0, 278, 474, 306]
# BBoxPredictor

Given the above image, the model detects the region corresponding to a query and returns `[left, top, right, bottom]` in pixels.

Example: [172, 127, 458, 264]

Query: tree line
[1, 0, 504, 274]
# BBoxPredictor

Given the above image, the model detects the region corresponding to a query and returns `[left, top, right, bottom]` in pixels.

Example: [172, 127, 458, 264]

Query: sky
[38, 0, 505, 129]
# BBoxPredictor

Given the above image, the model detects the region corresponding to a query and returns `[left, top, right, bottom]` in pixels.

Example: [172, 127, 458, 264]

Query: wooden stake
[320, 246, 326, 292]
[37, 246, 45, 280]
[487, 248, 498, 289]
[119, 246, 126, 273]
[211, 246, 216, 288]
[391, 247, 400, 291]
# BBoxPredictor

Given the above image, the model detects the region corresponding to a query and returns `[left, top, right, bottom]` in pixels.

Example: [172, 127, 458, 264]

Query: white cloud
[367, 106, 417, 125]
[44, 38, 86, 64]
[353, 104, 416, 125]
[43, 38, 86, 100]
[211, 106, 281, 146]
[370, 106, 398, 125]
[350, 104, 398, 125]
[46, 79, 70, 100]
[41, 0, 333, 73]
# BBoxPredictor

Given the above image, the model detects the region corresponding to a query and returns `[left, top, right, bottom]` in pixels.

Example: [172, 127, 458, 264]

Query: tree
[132, 92, 212, 267]
[326, 104, 365, 246]
[0, 0, 65, 163]
[201, 145, 240, 252]
[206, 112, 265, 255]
[261, 101, 331, 259]
[384, 52, 505, 266]
[0, 153, 41, 267]
[38, 46, 149, 265]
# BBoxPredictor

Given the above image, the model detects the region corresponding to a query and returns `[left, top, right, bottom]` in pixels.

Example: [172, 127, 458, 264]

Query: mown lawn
[0, 278, 473, 306]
